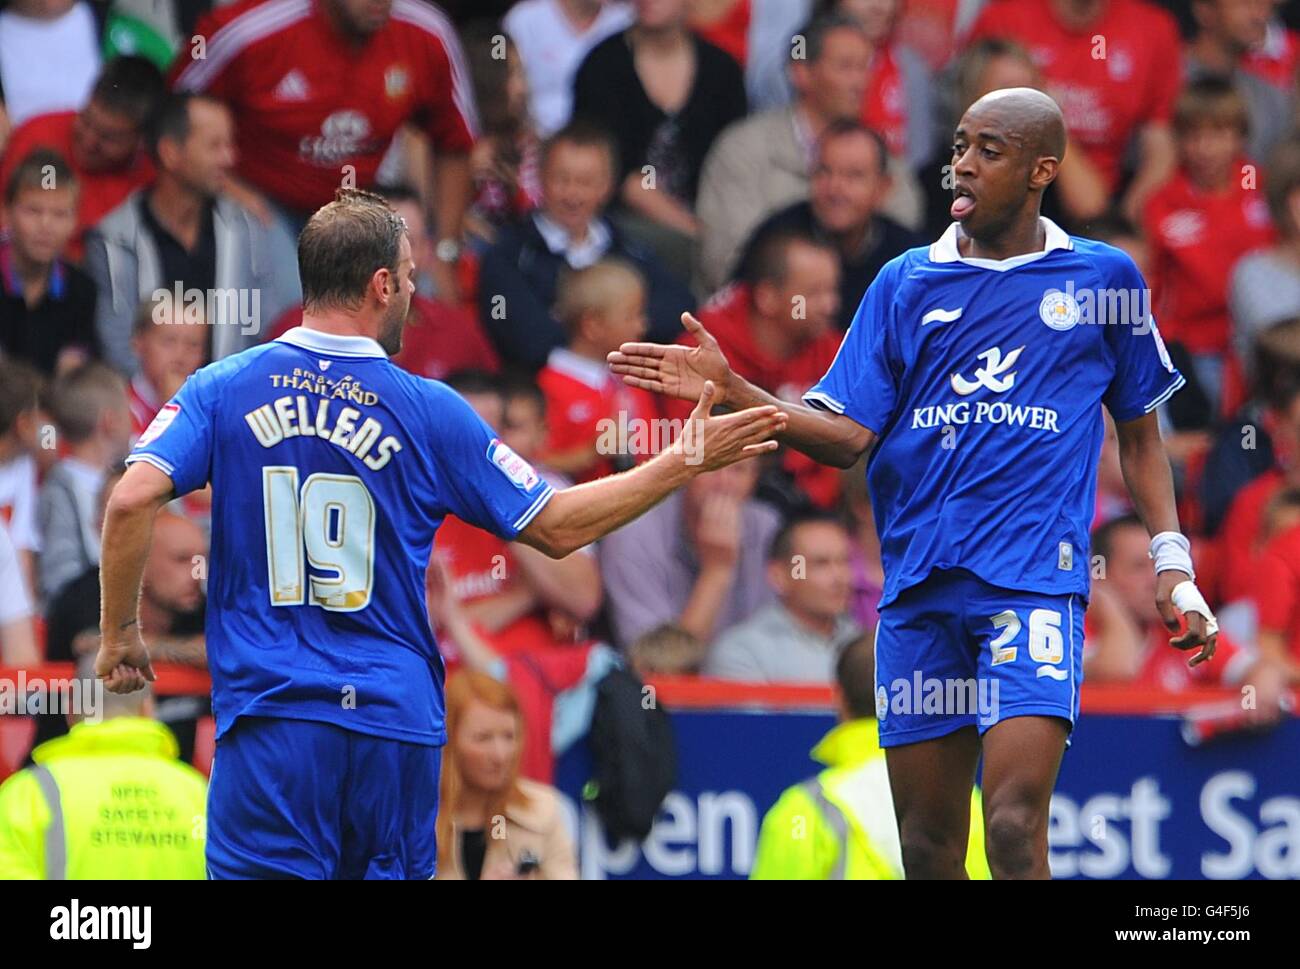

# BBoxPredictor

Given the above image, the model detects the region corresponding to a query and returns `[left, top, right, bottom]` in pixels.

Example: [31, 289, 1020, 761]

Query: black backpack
[584, 667, 677, 842]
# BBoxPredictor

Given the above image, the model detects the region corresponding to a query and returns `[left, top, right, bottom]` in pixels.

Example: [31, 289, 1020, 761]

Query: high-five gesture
[608, 313, 734, 405]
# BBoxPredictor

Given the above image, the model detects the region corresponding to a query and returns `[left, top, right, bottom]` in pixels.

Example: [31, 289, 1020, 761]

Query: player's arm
[95, 461, 175, 693]
[517, 383, 787, 559]
[1113, 410, 1217, 666]
[608, 313, 876, 469]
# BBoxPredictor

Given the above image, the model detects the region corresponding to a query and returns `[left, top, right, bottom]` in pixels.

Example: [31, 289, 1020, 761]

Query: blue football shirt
[805, 219, 1184, 608]
[127, 327, 555, 745]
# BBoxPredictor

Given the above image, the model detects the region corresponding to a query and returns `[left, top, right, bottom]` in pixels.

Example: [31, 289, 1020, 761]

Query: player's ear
[1029, 155, 1060, 192]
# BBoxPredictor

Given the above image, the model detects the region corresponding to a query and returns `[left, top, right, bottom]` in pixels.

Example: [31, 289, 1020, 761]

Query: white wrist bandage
[1171, 580, 1219, 636]
[1149, 531, 1194, 579]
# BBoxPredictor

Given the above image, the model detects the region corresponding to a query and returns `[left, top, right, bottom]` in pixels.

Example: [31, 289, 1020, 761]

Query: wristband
[1149, 530, 1194, 579]
[1171, 580, 1219, 636]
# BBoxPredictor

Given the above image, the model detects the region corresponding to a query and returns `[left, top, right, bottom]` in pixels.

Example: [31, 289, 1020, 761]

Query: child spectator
[0, 149, 98, 375]
[37, 362, 132, 601]
[537, 259, 660, 481]
[1142, 78, 1275, 414]
[126, 297, 208, 440]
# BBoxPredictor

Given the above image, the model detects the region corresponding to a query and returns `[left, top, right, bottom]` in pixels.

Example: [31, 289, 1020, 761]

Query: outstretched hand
[608, 312, 734, 405]
[676, 380, 787, 473]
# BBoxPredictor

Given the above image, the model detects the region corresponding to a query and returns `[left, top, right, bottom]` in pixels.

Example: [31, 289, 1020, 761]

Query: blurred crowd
[1, 0, 1300, 877]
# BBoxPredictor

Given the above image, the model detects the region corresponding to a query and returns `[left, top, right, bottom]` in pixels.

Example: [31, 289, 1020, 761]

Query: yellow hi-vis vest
[750, 718, 991, 879]
[0, 717, 208, 879]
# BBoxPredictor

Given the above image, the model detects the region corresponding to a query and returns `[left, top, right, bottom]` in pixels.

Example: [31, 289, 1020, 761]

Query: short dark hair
[0, 360, 44, 437]
[298, 188, 407, 314]
[743, 226, 837, 289]
[147, 92, 224, 159]
[91, 55, 166, 128]
[795, 12, 867, 65]
[444, 369, 503, 399]
[541, 119, 620, 180]
[1090, 513, 1145, 563]
[768, 510, 847, 563]
[835, 630, 877, 719]
[4, 148, 77, 205]
[818, 119, 889, 175]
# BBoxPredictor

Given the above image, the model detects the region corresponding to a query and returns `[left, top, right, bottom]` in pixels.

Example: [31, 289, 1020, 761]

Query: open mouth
[950, 186, 976, 221]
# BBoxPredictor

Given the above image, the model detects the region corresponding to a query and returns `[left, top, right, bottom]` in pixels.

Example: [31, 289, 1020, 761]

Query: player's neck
[960, 214, 1047, 262]
[301, 310, 379, 344]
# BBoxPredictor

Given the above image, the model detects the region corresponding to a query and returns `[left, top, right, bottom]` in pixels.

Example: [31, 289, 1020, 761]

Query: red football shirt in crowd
[268, 295, 500, 378]
[860, 45, 907, 159]
[537, 348, 659, 483]
[1243, 25, 1300, 90]
[173, 0, 478, 213]
[967, 0, 1181, 190]
[1252, 521, 1300, 664]
[1215, 468, 1284, 606]
[669, 283, 845, 505]
[1142, 165, 1275, 356]
[0, 111, 154, 261]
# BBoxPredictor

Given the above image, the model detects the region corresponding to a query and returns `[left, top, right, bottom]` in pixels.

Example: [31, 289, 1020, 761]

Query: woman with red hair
[436, 671, 578, 880]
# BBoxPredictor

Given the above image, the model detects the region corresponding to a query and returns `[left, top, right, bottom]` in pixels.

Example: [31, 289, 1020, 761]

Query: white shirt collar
[275, 325, 386, 358]
[546, 347, 612, 390]
[929, 217, 1073, 271]
[533, 212, 612, 269]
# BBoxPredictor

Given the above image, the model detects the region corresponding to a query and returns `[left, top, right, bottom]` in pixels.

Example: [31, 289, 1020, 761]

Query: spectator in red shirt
[538, 259, 659, 482]
[1085, 514, 1254, 691]
[673, 228, 844, 505]
[1252, 488, 1300, 682]
[966, 0, 1181, 222]
[1142, 78, 1275, 412]
[0, 56, 163, 261]
[173, 0, 478, 302]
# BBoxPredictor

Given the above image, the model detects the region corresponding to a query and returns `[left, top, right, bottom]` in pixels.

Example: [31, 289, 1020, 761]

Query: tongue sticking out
[951, 195, 975, 220]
